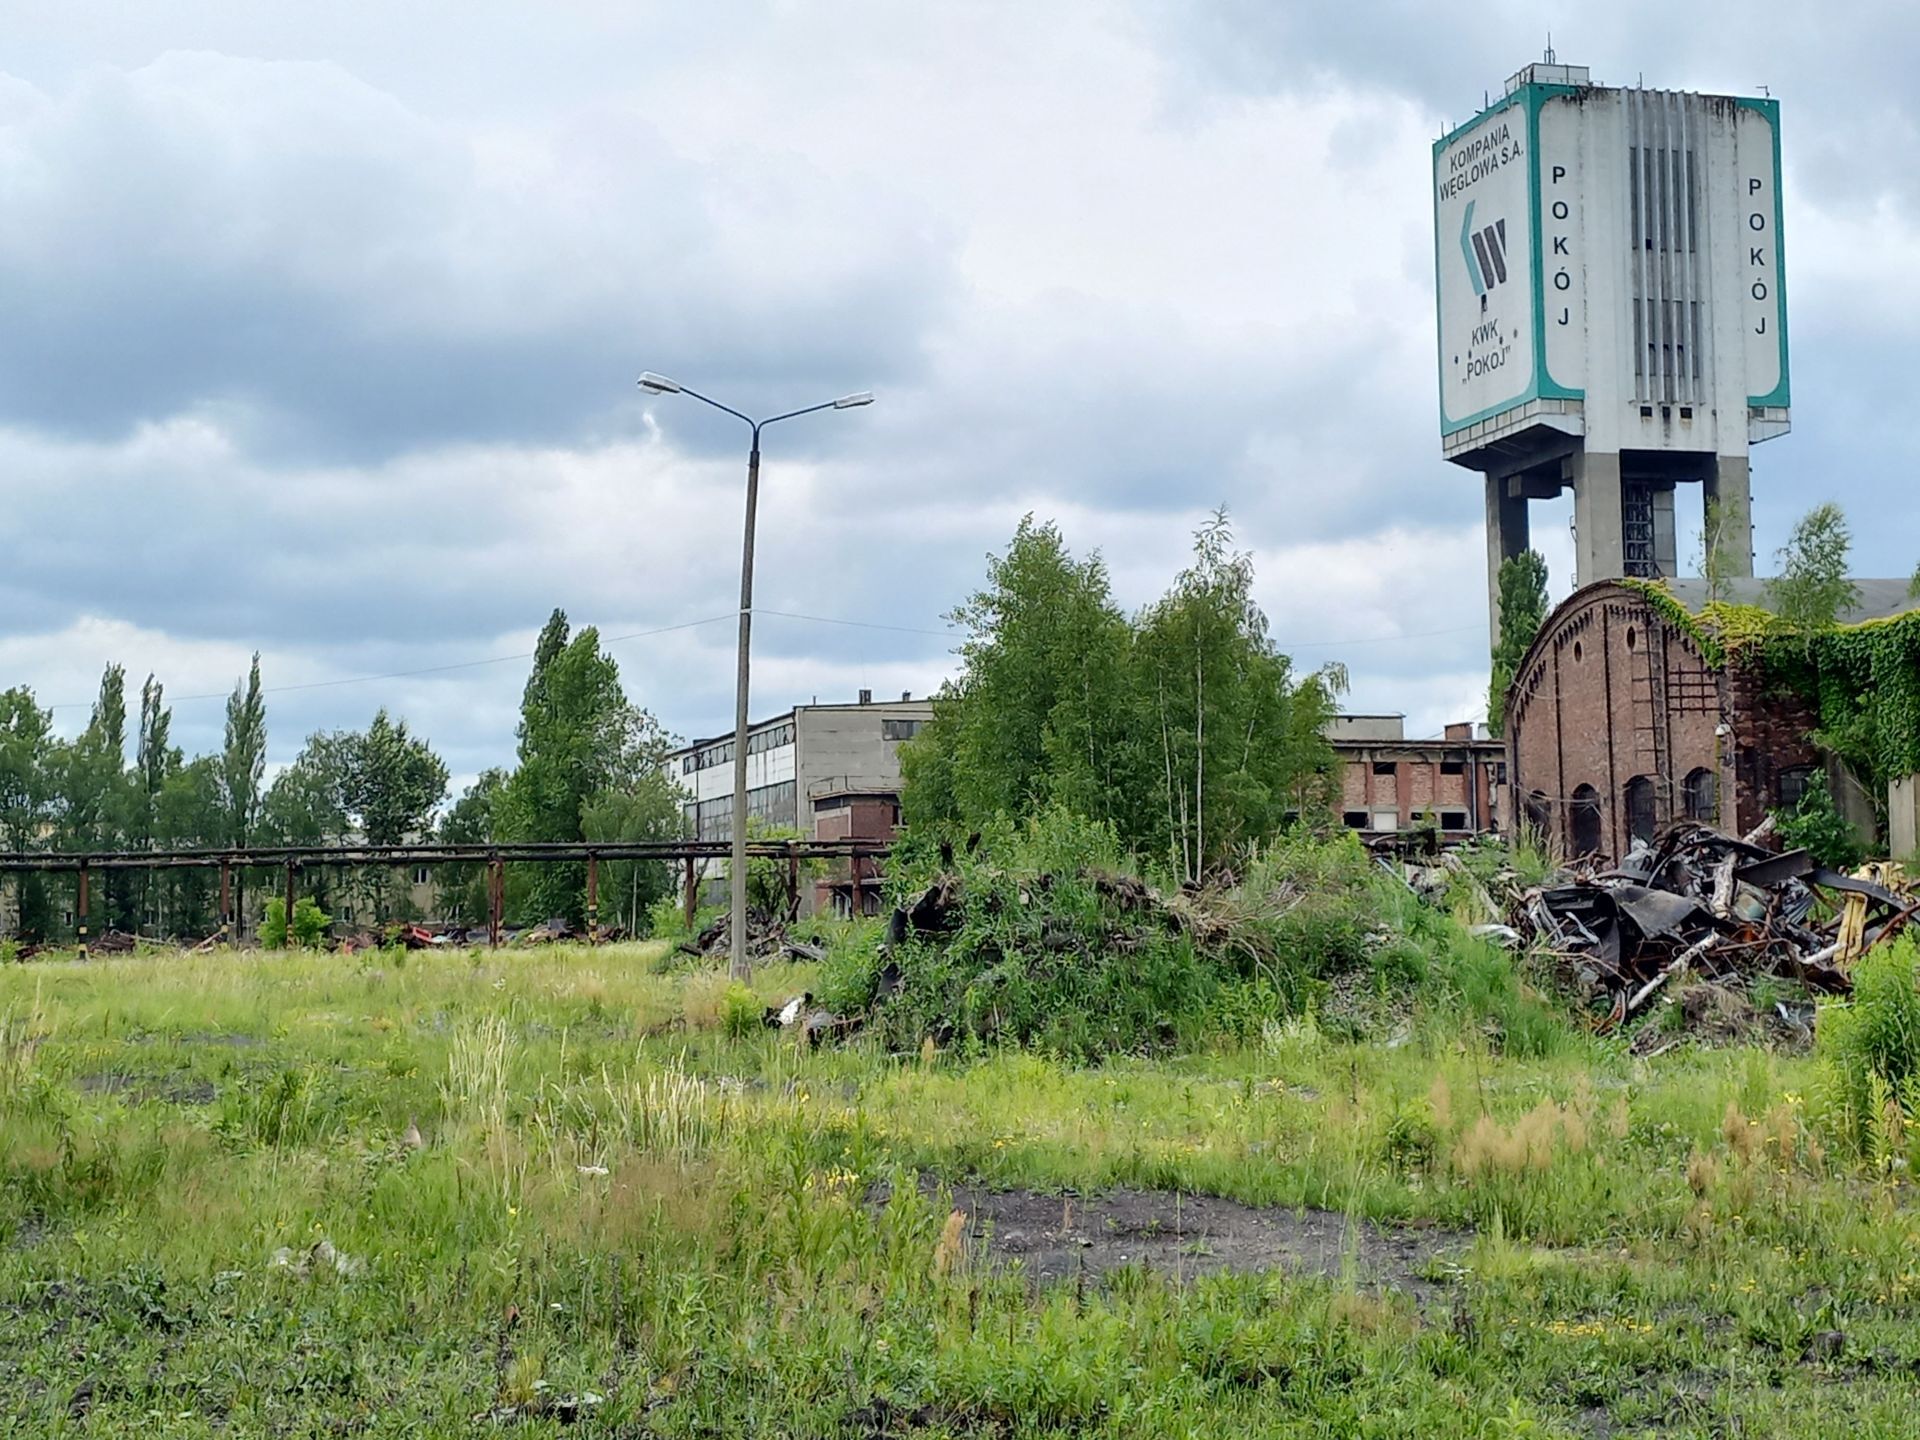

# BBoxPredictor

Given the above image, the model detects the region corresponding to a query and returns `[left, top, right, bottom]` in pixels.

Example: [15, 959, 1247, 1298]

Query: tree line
[0, 608, 682, 940]
[901, 512, 1346, 880]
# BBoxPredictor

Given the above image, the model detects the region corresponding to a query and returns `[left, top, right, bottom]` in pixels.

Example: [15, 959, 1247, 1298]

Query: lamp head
[832, 391, 876, 409]
[637, 372, 683, 394]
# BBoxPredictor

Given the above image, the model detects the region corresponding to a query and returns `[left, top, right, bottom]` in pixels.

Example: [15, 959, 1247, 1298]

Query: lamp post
[638, 372, 875, 981]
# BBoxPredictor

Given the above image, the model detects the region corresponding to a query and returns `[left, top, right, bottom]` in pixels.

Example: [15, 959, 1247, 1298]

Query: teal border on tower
[1438, 80, 1789, 437]
[1736, 95, 1791, 409]
[1525, 83, 1583, 402]
[1434, 84, 1578, 438]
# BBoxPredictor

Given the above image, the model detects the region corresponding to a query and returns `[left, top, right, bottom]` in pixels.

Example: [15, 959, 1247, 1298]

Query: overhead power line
[758, 608, 958, 638]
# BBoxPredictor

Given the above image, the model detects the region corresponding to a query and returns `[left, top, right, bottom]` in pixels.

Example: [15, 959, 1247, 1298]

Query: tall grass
[1816, 936, 1920, 1170]
[0, 982, 48, 1103]
[443, 1013, 517, 1125]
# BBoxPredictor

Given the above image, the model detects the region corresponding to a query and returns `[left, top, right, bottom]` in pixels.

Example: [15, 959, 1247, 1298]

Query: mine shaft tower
[1434, 58, 1789, 636]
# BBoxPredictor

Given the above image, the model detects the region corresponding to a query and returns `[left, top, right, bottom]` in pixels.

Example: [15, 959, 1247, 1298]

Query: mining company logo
[1460, 199, 1509, 309]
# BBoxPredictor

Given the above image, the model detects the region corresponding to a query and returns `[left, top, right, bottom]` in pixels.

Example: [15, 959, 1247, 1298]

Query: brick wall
[1332, 745, 1501, 834]
[1508, 581, 1817, 857]
[1723, 659, 1822, 837]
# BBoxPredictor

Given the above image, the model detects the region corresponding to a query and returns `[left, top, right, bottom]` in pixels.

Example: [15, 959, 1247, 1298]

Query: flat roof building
[1327, 715, 1506, 840]
[664, 692, 935, 914]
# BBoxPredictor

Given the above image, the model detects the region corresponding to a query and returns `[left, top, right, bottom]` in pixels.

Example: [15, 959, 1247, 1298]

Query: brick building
[1505, 578, 1914, 858]
[1327, 715, 1506, 840]
[809, 788, 896, 916]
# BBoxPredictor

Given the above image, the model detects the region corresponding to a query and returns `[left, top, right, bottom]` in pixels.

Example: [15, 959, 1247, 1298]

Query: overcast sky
[2, 2, 1916, 789]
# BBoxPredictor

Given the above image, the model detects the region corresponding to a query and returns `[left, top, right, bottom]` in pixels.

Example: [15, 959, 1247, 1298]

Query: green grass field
[3, 941, 1918, 1437]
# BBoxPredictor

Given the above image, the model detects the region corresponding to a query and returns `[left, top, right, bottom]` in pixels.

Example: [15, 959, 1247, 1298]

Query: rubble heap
[1511, 820, 1917, 1033]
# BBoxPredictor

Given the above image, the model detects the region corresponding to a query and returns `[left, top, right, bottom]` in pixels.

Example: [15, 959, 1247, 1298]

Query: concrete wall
[1890, 776, 1920, 862]
[794, 700, 934, 805]
[1326, 714, 1405, 742]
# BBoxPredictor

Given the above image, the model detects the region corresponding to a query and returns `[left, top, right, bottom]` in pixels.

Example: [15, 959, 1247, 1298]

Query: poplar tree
[221, 653, 267, 928]
[133, 675, 178, 927]
[1487, 550, 1549, 738]
[58, 665, 130, 931]
[501, 610, 644, 923]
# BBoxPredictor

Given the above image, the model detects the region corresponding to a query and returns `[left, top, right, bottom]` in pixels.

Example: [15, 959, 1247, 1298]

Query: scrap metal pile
[1514, 820, 1918, 1033]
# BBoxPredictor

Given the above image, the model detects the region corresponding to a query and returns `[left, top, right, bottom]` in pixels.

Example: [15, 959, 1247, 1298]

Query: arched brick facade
[1503, 582, 1821, 859]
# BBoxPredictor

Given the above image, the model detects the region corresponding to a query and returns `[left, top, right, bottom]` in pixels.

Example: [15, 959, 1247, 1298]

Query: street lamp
[638, 372, 875, 981]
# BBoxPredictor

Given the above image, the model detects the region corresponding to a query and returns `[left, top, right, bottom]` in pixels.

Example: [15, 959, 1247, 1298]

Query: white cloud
[0, 2, 1914, 787]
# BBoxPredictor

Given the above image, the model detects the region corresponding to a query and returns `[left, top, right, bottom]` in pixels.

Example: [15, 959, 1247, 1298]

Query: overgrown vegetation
[902, 513, 1344, 881]
[4, 936, 1920, 1435]
[1626, 501, 1920, 820]
[258, 895, 331, 949]
[827, 813, 1573, 1064]
[1487, 548, 1548, 737]
[1819, 936, 1920, 1164]
[1773, 770, 1868, 870]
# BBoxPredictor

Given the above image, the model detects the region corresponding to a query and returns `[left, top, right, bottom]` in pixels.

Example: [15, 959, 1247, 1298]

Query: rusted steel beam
[682, 855, 697, 930]
[77, 862, 90, 960]
[487, 856, 503, 949]
[0, 839, 886, 874]
[787, 841, 800, 922]
[284, 862, 296, 948]
[219, 860, 231, 945]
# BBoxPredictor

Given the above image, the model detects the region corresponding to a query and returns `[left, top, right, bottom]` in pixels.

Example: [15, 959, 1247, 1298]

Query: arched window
[1683, 767, 1717, 823]
[1523, 790, 1550, 836]
[1624, 776, 1656, 846]
[1777, 765, 1815, 810]
[1570, 784, 1603, 856]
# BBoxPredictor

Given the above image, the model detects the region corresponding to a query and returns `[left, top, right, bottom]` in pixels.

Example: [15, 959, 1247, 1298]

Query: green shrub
[1818, 936, 1920, 1162]
[261, 896, 332, 950]
[1773, 770, 1868, 871]
[872, 809, 1222, 1060]
[859, 815, 1580, 1061]
[1430, 931, 1573, 1059]
[815, 920, 893, 1016]
[720, 983, 763, 1041]
[867, 813, 1431, 1060]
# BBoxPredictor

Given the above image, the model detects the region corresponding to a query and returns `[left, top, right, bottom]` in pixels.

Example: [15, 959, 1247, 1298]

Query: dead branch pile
[677, 907, 828, 966]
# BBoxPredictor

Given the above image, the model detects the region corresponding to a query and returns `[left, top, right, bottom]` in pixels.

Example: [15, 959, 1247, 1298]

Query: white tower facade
[1434, 61, 1789, 628]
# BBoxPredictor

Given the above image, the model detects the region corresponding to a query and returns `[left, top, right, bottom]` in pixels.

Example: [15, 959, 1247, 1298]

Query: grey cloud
[1147, 1, 1920, 214]
[2, 3, 1917, 776]
[0, 52, 951, 460]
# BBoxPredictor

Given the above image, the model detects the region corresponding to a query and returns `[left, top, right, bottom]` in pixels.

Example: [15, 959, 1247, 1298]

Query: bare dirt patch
[937, 1182, 1469, 1300]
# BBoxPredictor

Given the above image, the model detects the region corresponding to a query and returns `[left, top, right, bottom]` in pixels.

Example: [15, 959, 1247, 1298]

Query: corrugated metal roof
[1660, 578, 1920, 626]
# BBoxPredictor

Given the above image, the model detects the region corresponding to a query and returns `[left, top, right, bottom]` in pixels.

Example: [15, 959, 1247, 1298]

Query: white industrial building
[666, 691, 936, 843]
